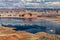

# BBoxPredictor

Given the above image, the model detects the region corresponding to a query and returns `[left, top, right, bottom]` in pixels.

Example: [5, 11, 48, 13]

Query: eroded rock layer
[0, 26, 60, 40]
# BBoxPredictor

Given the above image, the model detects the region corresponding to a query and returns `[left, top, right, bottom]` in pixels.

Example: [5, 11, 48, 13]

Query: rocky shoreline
[0, 26, 60, 40]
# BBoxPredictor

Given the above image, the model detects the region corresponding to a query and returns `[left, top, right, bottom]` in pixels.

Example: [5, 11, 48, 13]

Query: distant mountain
[0, 8, 60, 11]
[23, 8, 60, 11]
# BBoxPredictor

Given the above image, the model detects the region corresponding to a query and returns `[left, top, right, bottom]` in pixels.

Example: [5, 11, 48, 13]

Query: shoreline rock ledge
[0, 26, 60, 40]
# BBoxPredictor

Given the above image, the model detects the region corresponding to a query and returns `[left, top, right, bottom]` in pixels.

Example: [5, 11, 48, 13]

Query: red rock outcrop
[0, 26, 60, 40]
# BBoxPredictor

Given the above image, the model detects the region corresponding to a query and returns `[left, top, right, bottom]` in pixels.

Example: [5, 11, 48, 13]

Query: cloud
[25, 1, 60, 8]
[0, 0, 60, 8]
[45, 0, 60, 2]
[44, 2, 60, 8]
[0, 0, 25, 8]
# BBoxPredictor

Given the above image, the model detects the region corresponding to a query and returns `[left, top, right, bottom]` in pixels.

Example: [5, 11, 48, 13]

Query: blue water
[0, 18, 60, 34]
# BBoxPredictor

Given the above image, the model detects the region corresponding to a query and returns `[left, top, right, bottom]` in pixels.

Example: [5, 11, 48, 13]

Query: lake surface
[0, 18, 60, 34]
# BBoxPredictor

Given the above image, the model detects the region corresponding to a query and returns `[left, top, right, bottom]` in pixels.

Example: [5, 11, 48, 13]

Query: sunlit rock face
[0, 26, 60, 40]
[34, 32, 60, 40]
[0, 26, 33, 40]
[0, 26, 16, 34]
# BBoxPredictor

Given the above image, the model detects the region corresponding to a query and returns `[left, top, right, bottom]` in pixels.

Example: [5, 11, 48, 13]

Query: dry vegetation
[0, 26, 60, 40]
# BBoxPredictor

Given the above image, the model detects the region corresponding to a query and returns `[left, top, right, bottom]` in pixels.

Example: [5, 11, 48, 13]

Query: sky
[0, 0, 60, 9]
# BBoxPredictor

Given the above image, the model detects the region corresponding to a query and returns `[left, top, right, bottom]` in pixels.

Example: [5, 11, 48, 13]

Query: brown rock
[15, 31, 34, 40]
[35, 32, 60, 40]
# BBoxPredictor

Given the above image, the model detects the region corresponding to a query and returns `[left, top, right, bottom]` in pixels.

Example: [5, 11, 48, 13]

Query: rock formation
[0, 26, 60, 40]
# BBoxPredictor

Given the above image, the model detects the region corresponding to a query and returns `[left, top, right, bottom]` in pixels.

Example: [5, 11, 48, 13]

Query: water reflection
[23, 18, 33, 22]
[0, 18, 60, 34]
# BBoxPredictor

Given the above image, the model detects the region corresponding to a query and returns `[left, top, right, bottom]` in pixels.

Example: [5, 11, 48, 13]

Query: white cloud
[8, 0, 13, 1]
[45, 2, 60, 5]
[0, 0, 60, 8]
[26, 0, 32, 2]
[45, 2, 60, 7]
